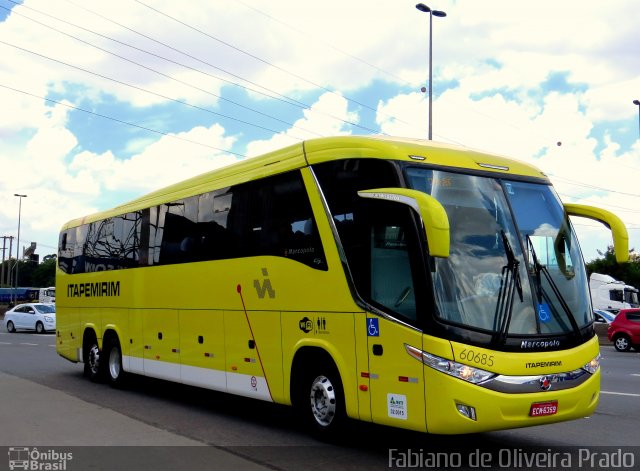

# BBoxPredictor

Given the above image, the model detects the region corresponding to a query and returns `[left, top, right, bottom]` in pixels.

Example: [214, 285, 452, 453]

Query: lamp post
[633, 100, 640, 139]
[416, 3, 446, 140]
[14, 194, 27, 305]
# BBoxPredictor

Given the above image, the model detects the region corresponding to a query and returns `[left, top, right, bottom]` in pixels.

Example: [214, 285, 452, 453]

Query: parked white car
[4, 303, 56, 333]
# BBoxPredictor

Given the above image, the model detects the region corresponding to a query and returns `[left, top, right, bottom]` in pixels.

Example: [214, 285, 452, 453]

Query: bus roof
[61, 136, 548, 230]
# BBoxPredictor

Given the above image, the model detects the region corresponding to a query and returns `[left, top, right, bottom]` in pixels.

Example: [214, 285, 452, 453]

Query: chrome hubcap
[109, 347, 121, 380]
[88, 344, 100, 374]
[310, 375, 336, 427]
[616, 338, 628, 350]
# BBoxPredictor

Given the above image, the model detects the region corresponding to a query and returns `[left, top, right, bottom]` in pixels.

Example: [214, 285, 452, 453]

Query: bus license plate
[530, 401, 558, 417]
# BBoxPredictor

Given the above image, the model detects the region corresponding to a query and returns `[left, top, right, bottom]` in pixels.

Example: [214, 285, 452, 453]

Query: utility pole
[7, 236, 13, 292]
[14, 194, 27, 305]
[1, 236, 12, 286]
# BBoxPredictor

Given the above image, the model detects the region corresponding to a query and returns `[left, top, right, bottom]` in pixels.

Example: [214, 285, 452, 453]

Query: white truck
[589, 273, 639, 312]
[39, 287, 56, 304]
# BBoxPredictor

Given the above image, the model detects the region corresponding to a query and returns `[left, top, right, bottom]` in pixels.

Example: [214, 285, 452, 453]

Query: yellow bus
[56, 136, 628, 435]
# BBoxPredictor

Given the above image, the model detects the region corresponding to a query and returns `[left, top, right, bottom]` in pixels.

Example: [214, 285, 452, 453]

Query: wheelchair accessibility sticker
[538, 303, 551, 323]
[367, 318, 379, 337]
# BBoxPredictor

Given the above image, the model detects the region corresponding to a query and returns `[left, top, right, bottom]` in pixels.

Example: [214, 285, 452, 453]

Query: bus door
[366, 326, 426, 431]
[362, 221, 427, 432]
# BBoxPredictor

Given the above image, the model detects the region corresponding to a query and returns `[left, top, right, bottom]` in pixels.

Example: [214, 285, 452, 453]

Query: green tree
[31, 256, 56, 287]
[1, 255, 56, 288]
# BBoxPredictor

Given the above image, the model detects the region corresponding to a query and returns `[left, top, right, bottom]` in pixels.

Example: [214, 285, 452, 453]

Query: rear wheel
[84, 340, 104, 382]
[35, 321, 45, 334]
[105, 336, 127, 387]
[6, 321, 16, 333]
[614, 335, 631, 352]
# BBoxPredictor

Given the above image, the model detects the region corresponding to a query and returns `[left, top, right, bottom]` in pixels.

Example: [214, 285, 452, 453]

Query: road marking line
[48, 345, 56, 348]
[19, 342, 38, 346]
[0, 341, 12, 345]
[630, 374, 640, 377]
[601, 390, 640, 397]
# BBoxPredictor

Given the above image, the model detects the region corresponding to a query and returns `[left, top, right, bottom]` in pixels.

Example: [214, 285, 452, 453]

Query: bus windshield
[405, 168, 591, 340]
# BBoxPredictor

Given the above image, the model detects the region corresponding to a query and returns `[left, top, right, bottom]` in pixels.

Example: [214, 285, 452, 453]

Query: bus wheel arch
[103, 330, 127, 387]
[82, 328, 103, 382]
[290, 347, 347, 439]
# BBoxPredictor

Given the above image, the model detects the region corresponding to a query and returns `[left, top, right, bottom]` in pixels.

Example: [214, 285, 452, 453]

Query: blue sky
[0, 0, 639, 264]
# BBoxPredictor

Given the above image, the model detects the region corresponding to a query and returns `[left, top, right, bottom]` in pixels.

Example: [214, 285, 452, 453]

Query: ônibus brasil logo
[8, 447, 73, 470]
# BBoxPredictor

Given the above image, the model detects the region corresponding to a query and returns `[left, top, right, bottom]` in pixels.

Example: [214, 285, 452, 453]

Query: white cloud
[245, 92, 358, 157]
[69, 123, 238, 194]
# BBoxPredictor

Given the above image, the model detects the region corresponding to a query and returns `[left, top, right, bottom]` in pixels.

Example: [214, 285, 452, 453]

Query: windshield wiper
[526, 235, 580, 335]
[493, 230, 523, 344]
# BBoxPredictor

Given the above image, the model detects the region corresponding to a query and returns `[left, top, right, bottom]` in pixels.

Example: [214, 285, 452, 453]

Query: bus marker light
[361, 372, 370, 378]
[232, 365, 238, 371]
[399, 376, 418, 383]
[359, 385, 368, 392]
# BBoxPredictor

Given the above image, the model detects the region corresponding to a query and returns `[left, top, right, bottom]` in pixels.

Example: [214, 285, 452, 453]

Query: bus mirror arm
[357, 188, 450, 258]
[564, 203, 629, 264]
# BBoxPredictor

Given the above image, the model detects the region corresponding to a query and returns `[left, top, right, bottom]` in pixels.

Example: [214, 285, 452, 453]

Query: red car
[607, 308, 640, 352]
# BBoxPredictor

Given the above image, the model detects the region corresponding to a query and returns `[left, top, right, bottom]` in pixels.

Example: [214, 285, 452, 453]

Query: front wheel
[614, 335, 631, 352]
[105, 337, 127, 387]
[297, 364, 346, 440]
[6, 321, 16, 333]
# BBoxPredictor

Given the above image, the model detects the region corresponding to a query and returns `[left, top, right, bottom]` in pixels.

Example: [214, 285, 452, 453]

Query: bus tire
[295, 359, 347, 441]
[83, 335, 104, 382]
[105, 336, 127, 388]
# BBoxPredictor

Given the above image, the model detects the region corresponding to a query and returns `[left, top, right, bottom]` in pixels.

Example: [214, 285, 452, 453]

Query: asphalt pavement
[0, 331, 273, 471]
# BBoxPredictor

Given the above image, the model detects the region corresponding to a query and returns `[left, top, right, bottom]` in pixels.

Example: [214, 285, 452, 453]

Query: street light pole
[633, 100, 640, 139]
[416, 3, 446, 140]
[14, 194, 27, 305]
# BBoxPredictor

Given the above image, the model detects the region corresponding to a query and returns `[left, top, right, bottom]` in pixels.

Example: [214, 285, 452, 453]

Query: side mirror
[564, 203, 629, 263]
[357, 188, 450, 258]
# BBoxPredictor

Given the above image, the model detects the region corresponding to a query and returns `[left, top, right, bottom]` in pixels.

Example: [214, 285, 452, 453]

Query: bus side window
[248, 171, 328, 270]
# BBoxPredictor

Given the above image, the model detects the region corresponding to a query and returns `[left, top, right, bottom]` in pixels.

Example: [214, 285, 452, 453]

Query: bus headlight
[582, 354, 601, 374]
[405, 344, 496, 384]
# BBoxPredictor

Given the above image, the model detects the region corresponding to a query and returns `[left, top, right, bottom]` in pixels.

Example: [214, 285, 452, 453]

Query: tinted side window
[59, 170, 326, 272]
[157, 196, 199, 265]
[84, 212, 141, 271]
[149, 171, 326, 269]
[626, 313, 640, 322]
[58, 225, 88, 274]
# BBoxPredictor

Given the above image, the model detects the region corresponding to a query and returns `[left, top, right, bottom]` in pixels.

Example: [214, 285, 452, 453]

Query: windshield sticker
[537, 303, 551, 323]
